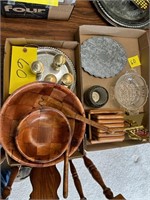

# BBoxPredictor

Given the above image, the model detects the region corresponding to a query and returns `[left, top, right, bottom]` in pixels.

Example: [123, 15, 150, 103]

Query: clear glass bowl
[114, 71, 149, 113]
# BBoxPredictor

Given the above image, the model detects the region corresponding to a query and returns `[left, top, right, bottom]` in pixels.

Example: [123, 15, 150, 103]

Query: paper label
[9, 46, 37, 94]
[128, 55, 141, 68]
[12, 0, 58, 6]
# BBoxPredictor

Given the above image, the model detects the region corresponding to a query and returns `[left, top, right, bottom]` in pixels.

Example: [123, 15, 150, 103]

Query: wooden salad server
[29, 165, 61, 199]
[63, 148, 69, 198]
[44, 96, 112, 134]
[63, 118, 75, 199]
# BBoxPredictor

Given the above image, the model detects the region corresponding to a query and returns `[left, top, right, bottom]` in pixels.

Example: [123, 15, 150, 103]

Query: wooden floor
[1, 1, 110, 45]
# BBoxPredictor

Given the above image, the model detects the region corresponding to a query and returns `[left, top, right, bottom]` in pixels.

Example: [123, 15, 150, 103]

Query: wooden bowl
[0, 82, 86, 167]
[15, 108, 71, 163]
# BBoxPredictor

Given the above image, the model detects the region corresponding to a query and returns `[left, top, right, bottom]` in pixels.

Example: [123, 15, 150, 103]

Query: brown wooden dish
[0, 82, 86, 167]
[15, 108, 71, 163]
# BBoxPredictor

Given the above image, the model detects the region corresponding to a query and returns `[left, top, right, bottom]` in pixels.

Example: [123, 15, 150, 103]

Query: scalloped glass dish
[114, 71, 149, 113]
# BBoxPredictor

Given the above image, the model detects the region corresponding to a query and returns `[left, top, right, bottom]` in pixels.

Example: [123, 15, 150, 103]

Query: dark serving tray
[93, 0, 150, 29]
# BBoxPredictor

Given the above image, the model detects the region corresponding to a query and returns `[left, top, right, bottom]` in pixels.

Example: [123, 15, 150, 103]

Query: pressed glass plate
[114, 71, 149, 113]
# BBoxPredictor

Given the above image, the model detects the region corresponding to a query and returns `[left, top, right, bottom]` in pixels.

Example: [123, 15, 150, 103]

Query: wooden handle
[83, 155, 114, 199]
[69, 160, 87, 199]
[43, 96, 111, 134]
[63, 149, 69, 199]
[70, 113, 111, 133]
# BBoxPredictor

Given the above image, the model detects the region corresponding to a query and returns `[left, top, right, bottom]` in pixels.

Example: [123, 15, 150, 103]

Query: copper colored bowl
[0, 82, 86, 167]
[15, 108, 71, 163]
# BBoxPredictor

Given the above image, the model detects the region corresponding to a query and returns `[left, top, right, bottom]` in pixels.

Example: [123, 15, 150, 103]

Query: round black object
[84, 85, 109, 108]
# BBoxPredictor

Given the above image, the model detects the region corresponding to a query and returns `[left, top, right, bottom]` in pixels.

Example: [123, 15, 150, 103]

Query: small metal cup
[60, 73, 74, 87]
[44, 74, 57, 83]
[51, 54, 66, 71]
[31, 61, 44, 75]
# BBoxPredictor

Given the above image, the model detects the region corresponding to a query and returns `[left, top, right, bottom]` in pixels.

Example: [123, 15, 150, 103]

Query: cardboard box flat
[47, 4, 74, 20]
[76, 25, 150, 151]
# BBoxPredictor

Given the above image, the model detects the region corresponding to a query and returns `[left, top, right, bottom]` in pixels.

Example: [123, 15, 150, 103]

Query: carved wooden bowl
[0, 82, 86, 167]
[15, 108, 71, 163]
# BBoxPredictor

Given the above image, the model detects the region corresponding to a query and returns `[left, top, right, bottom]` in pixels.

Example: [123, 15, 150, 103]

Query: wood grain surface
[15, 108, 71, 163]
[0, 1, 109, 46]
[30, 166, 61, 199]
[0, 82, 86, 167]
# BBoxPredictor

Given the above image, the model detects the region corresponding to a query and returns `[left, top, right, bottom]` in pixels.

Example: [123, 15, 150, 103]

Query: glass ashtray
[114, 71, 149, 113]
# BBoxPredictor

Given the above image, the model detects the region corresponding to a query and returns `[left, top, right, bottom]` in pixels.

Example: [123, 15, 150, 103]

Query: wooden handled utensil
[43, 96, 112, 134]
[63, 148, 69, 198]
[66, 113, 111, 133]
[63, 117, 75, 199]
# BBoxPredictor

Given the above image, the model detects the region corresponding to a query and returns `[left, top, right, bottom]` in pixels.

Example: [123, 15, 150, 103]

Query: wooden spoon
[66, 113, 111, 134]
